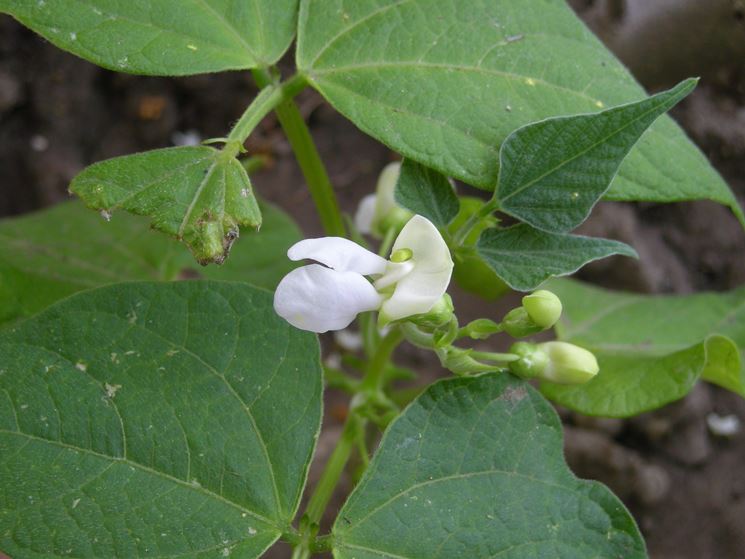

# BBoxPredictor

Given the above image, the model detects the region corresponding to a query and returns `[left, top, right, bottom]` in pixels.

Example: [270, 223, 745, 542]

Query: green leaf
[70, 146, 262, 265]
[497, 80, 695, 233]
[541, 280, 745, 417]
[394, 159, 459, 228]
[476, 224, 637, 291]
[0, 281, 322, 558]
[0, 200, 300, 325]
[333, 374, 646, 558]
[0, 0, 299, 75]
[297, 0, 744, 227]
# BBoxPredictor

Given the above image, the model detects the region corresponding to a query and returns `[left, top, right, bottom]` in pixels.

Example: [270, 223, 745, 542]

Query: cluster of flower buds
[273, 161, 599, 386]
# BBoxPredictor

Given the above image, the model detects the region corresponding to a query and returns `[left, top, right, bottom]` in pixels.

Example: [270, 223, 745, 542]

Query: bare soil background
[2, 2, 745, 557]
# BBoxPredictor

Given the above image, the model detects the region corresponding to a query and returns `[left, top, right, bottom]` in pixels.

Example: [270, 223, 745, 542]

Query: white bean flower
[274, 215, 453, 333]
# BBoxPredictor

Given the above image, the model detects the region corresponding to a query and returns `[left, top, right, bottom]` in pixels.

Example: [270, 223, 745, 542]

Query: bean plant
[1, 2, 744, 558]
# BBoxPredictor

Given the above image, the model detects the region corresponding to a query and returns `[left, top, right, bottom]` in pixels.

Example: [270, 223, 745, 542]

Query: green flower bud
[522, 290, 562, 329]
[408, 294, 455, 330]
[508, 341, 598, 385]
[462, 318, 502, 340]
[508, 342, 549, 379]
[502, 307, 542, 338]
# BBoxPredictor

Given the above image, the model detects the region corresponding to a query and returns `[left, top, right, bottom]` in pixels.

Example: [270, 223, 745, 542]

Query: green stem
[378, 227, 397, 258]
[467, 350, 519, 363]
[304, 414, 361, 527]
[302, 328, 403, 531]
[290, 545, 310, 559]
[227, 73, 307, 143]
[453, 198, 499, 246]
[253, 68, 346, 237]
[360, 328, 404, 393]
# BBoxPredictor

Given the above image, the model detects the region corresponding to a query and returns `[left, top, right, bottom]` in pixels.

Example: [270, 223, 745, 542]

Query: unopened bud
[354, 162, 413, 238]
[409, 294, 454, 330]
[502, 308, 542, 338]
[463, 318, 502, 340]
[522, 290, 562, 329]
[508, 341, 598, 385]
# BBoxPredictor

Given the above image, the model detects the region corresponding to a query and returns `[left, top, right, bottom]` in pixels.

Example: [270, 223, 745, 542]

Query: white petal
[354, 194, 377, 234]
[390, 215, 453, 274]
[381, 215, 453, 321]
[274, 264, 383, 333]
[373, 162, 402, 220]
[373, 260, 414, 291]
[287, 237, 387, 275]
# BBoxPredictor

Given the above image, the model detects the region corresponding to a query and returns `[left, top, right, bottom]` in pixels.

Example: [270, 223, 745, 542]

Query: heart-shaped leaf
[0, 199, 300, 325]
[395, 159, 459, 228]
[0, 0, 299, 75]
[0, 281, 322, 558]
[476, 224, 637, 291]
[297, 0, 744, 227]
[333, 373, 646, 558]
[70, 146, 261, 265]
[541, 280, 745, 417]
[496, 79, 695, 233]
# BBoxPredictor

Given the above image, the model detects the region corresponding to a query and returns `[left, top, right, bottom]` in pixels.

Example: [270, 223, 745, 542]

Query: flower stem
[467, 350, 519, 363]
[303, 414, 361, 527]
[300, 328, 403, 542]
[227, 73, 307, 144]
[378, 227, 397, 258]
[453, 198, 500, 246]
[253, 68, 346, 238]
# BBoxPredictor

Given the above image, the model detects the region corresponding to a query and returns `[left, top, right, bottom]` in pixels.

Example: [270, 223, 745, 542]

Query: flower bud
[408, 294, 454, 330]
[354, 162, 413, 238]
[508, 341, 598, 385]
[522, 290, 562, 329]
[462, 318, 502, 340]
[501, 308, 542, 338]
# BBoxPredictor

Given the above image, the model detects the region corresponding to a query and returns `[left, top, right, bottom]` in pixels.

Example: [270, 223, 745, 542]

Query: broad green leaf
[333, 374, 646, 559]
[0, 0, 298, 75]
[497, 80, 695, 233]
[0, 281, 322, 558]
[0, 200, 300, 325]
[476, 224, 637, 291]
[541, 280, 745, 417]
[70, 146, 261, 265]
[297, 0, 744, 227]
[395, 159, 459, 228]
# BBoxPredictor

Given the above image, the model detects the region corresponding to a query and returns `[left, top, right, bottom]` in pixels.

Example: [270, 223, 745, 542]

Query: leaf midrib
[498, 92, 680, 205]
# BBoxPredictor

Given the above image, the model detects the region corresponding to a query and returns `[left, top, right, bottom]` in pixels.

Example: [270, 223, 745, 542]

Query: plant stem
[467, 350, 519, 363]
[304, 413, 361, 527]
[301, 328, 403, 538]
[378, 227, 397, 258]
[253, 68, 346, 237]
[453, 198, 499, 246]
[360, 328, 404, 393]
[290, 545, 310, 559]
[228, 73, 307, 143]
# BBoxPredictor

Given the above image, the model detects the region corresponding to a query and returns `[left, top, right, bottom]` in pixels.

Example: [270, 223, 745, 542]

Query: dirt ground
[2, 4, 745, 558]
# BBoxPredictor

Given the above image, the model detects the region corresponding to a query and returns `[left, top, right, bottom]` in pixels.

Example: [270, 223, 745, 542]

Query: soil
[2, 4, 745, 558]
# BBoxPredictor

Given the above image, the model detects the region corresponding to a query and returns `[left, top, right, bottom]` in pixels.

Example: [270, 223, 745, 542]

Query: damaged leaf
[70, 146, 261, 265]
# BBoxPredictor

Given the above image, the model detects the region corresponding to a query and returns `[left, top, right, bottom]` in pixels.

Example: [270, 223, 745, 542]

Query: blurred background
[1, 1, 745, 557]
